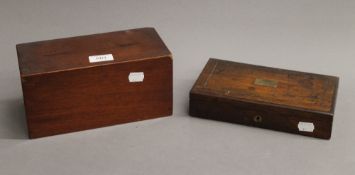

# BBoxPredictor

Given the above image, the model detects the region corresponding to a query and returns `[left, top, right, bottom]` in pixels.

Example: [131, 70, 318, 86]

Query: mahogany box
[189, 58, 339, 139]
[17, 28, 172, 138]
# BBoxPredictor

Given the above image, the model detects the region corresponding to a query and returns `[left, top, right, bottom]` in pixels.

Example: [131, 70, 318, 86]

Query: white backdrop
[0, 0, 354, 174]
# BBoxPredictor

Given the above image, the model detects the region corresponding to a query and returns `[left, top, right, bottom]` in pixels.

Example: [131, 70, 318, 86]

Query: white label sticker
[298, 122, 315, 132]
[128, 72, 144, 82]
[89, 54, 114, 63]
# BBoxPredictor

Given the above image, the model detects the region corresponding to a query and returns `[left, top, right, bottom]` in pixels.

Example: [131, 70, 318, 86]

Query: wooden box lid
[191, 58, 339, 115]
[16, 27, 171, 77]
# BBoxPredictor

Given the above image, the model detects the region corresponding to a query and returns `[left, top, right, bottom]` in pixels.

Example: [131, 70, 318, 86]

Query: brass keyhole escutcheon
[254, 115, 262, 123]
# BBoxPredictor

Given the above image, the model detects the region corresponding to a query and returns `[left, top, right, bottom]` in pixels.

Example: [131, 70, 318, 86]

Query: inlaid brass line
[204, 62, 218, 87]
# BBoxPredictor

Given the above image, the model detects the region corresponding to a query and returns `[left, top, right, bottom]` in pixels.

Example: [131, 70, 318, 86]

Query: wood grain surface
[190, 58, 339, 139]
[17, 28, 172, 138]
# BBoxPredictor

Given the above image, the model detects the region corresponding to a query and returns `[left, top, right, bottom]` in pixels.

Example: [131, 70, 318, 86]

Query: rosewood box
[189, 58, 339, 139]
[17, 28, 172, 138]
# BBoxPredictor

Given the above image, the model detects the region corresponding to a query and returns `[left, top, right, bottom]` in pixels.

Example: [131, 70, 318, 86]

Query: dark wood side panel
[22, 57, 172, 138]
[189, 93, 333, 139]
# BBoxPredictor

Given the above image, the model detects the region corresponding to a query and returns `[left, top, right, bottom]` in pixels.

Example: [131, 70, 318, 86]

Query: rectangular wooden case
[17, 28, 172, 138]
[189, 58, 339, 139]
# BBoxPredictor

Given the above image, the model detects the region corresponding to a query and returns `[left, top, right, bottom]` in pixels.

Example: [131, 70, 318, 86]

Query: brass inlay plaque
[254, 78, 278, 88]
